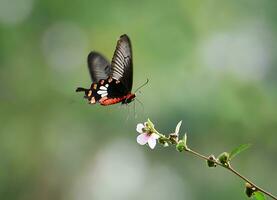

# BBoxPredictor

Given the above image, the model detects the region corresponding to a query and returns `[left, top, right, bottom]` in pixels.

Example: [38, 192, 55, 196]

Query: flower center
[142, 128, 152, 136]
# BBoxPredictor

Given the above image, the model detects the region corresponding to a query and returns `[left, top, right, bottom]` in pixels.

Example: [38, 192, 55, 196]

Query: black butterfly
[76, 34, 135, 106]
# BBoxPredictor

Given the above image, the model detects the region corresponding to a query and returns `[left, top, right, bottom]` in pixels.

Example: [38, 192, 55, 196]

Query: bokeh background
[1, 0, 277, 199]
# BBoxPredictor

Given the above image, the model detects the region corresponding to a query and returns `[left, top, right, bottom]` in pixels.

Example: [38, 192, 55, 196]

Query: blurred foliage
[254, 192, 266, 200]
[0, 0, 277, 200]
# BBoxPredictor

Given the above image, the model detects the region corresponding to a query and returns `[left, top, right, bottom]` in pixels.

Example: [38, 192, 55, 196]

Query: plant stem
[228, 165, 277, 200]
[149, 120, 276, 199]
[186, 148, 277, 200]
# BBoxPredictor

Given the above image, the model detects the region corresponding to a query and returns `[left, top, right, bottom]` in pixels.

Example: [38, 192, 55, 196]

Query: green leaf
[253, 191, 266, 200]
[229, 144, 251, 161]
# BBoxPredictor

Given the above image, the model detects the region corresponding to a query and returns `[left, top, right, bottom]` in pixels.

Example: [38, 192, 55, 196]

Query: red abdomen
[99, 97, 126, 106]
[99, 93, 135, 106]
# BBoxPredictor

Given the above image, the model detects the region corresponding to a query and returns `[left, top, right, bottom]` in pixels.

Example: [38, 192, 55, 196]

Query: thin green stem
[186, 148, 277, 200]
[228, 165, 277, 200]
[151, 128, 277, 200]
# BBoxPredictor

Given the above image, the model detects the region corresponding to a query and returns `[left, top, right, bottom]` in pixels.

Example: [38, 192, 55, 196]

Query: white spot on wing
[97, 90, 108, 95]
[100, 86, 107, 90]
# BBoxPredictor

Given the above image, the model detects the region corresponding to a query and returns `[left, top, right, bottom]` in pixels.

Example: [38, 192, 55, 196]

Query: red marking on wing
[99, 96, 126, 106]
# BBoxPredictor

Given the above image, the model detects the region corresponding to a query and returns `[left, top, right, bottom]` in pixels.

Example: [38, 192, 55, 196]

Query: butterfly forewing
[110, 34, 133, 93]
[76, 34, 135, 106]
[87, 51, 111, 82]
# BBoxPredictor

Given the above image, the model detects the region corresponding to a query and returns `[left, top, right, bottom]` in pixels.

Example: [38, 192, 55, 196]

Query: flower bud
[207, 155, 217, 167]
[169, 133, 178, 144]
[245, 182, 256, 197]
[218, 152, 230, 166]
[158, 138, 169, 147]
[176, 140, 186, 152]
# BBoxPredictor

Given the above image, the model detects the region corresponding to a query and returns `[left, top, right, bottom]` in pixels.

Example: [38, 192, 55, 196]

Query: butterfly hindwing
[76, 34, 136, 106]
[110, 34, 133, 94]
[87, 51, 111, 82]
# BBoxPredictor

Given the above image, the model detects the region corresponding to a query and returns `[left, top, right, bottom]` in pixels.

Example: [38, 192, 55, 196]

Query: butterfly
[76, 34, 136, 106]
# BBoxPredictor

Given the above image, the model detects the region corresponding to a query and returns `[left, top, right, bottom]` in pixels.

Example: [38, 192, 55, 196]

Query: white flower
[136, 123, 160, 149]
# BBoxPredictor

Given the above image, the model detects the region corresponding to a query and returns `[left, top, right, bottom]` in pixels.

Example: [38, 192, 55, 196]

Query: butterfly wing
[87, 51, 111, 82]
[110, 34, 133, 93]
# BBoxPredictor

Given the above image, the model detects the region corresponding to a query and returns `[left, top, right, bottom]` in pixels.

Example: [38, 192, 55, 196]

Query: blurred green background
[1, 0, 277, 199]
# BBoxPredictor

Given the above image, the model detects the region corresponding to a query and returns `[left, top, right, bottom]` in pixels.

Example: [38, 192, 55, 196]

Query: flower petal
[151, 133, 160, 139]
[136, 123, 145, 133]
[137, 133, 149, 145]
[148, 136, 157, 149]
[175, 120, 182, 136]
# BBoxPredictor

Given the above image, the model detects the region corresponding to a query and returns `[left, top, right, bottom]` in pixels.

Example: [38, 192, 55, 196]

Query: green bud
[158, 138, 169, 147]
[176, 140, 186, 152]
[207, 155, 217, 167]
[245, 182, 256, 197]
[218, 152, 230, 166]
[169, 133, 178, 144]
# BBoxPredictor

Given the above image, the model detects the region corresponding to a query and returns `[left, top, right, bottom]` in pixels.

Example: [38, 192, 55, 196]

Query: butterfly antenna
[134, 78, 149, 93]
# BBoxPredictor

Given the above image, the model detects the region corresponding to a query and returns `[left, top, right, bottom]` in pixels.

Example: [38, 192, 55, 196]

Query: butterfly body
[99, 93, 135, 106]
[76, 34, 134, 106]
